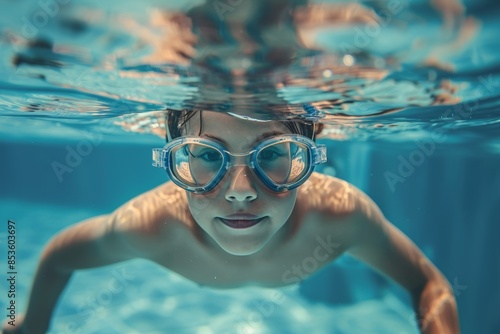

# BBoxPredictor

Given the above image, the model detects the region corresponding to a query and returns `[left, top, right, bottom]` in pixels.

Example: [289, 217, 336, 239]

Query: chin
[218, 241, 266, 256]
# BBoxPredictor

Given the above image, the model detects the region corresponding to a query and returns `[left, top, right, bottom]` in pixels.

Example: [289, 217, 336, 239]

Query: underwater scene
[1, 0, 499, 333]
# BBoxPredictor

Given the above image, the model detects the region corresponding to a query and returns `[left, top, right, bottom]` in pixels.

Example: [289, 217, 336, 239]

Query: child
[2, 109, 459, 334]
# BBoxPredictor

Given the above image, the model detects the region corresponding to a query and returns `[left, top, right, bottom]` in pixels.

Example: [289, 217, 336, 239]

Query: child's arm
[2, 183, 183, 334]
[2, 214, 145, 334]
[341, 188, 460, 334]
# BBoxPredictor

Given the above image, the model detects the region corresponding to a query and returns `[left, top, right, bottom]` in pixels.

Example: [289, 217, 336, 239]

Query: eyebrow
[201, 131, 285, 148]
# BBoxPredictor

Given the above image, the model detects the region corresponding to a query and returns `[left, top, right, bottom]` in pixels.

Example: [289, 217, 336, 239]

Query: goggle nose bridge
[222, 150, 257, 168]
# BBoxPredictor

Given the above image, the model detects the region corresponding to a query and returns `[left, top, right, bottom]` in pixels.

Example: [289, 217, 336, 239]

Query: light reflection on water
[0, 0, 499, 145]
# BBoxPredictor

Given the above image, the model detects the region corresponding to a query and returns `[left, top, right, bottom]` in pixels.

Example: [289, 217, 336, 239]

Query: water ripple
[0, 0, 499, 145]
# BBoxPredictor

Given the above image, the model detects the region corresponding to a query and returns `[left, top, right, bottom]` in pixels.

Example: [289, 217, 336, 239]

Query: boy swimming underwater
[3, 109, 459, 334]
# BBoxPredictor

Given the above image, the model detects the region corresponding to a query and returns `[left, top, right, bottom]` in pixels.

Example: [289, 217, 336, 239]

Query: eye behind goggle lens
[171, 143, 224, 187]
[257, 142, 309, 184]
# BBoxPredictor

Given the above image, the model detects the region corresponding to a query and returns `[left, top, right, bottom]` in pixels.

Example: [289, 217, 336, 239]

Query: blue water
[1, 0, 500, 333]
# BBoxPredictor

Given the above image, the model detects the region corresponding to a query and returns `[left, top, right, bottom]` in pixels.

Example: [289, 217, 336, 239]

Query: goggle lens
[170, 143, 224, 187]
[256, 141, 309, 184]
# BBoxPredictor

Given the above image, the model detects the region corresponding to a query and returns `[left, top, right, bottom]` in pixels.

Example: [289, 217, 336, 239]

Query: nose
[224, 165, 257, 202]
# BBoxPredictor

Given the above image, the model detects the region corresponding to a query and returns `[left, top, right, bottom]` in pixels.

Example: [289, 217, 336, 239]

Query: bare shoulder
[111, 181, 191, 231]
[298, 172, 367, 217]
[108, 182, 193, 252]
[297, 173, 385, 241]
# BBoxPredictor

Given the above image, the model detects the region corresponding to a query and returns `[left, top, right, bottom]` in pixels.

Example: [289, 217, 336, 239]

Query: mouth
[218, 217, 266, 229]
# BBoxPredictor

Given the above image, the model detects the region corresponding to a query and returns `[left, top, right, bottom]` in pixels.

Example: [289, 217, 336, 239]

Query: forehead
[184, 111, 291, 139]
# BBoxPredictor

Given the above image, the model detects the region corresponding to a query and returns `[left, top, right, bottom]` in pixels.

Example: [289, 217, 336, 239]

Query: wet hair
[165, 109, 323, 142]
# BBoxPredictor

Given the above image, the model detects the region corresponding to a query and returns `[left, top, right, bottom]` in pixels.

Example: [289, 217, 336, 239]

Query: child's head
[160, 109, 324, 256]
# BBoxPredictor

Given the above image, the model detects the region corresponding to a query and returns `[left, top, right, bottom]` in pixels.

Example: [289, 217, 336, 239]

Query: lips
[218, 216, 266, 229]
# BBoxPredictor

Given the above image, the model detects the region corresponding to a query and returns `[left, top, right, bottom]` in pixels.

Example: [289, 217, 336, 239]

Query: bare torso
[114, 173, 359, 289]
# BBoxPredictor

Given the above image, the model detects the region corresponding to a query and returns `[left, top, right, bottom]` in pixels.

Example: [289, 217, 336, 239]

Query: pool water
[1, 0, 500, 333]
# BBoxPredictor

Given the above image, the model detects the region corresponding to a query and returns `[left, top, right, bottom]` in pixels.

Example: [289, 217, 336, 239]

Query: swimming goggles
[152, 135, 327, 193]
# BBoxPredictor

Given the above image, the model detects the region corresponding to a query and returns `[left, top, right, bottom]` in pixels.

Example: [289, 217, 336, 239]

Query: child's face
[183, 111, 298, 256]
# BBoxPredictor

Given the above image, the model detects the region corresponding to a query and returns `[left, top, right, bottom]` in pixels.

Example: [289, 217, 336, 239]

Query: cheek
[265, 190, 297, 212]
[186, 188, 229, 215]
[187, 193, 214, 218]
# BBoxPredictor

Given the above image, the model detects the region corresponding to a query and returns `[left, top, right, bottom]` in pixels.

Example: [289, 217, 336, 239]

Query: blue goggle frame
[152, 134, 327, 193]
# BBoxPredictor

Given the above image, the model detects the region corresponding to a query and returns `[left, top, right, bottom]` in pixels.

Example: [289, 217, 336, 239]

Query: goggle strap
[312, 145, 327, 165]
[152, 148, 165, 168]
